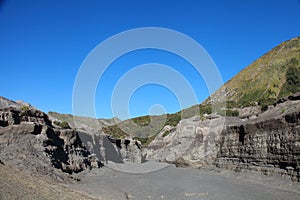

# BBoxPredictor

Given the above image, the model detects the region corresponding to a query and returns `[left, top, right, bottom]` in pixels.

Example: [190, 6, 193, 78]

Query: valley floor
[2, 161, 300, 200]
[69, 162, 300, 200]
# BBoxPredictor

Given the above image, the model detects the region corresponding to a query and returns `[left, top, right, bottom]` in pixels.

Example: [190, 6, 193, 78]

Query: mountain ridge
[102, 36, 300, 142]
[48, 111, 121, 132]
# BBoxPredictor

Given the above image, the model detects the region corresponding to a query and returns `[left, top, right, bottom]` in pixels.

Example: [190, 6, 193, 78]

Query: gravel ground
[70, 162, 300, 200]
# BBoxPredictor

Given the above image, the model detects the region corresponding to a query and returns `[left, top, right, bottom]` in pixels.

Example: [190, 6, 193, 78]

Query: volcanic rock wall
[0, 107, 100, 181]
[217, 111, 300, 181]
[146, 94, 300, 181]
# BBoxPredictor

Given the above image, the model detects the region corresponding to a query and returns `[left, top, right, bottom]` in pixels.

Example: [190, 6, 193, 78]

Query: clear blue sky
[1, 0, 300, 119]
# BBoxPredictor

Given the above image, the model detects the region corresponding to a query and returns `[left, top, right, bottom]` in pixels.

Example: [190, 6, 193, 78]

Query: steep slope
[208, 36, 300, 107]
[0, 96, 20, 108]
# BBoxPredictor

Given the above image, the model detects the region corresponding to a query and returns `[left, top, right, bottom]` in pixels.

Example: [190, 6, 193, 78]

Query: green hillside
[208, 36, 300, 107]
[103, 36, 300, 144]
[102, 101, 222, 143]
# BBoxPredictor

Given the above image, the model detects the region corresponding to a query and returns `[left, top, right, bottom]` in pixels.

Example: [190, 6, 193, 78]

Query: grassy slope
[102, 104, 213, 142]
[208, 36, 300, 107]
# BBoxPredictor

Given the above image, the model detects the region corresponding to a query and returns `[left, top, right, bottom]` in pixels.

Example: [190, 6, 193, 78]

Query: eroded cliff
[146, 94, 300, 181]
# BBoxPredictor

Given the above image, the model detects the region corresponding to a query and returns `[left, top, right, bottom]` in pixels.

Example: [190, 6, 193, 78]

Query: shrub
[226, 100, 240, 109]
[218, 109, 239, 117]
[102, 125, 128, 139]
[165, 113, 181, 126]
[199, 104, 212, 115]
[200, 115, 206, 121]
[54, 121, 71, 129]
[279, 58, 300, 98]
[134, 133, 158, 146]
[20, 105, 30, 116]
[132, 116, 151, 126]
[286, 65, 300, 93]
[162, 130, 171, 137]
[238, 90, 263, 107]
[226, 109, 239, 116]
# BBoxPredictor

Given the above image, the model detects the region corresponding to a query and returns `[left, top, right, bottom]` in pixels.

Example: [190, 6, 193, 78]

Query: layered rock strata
[146, 94, 300, 181]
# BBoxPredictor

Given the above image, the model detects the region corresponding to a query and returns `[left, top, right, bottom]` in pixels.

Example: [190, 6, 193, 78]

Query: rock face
[48, 110, 145, 165]
[0, 106, 101, 181]
[0, 96, 21, 109]
[146, 115, 228, 166]
[146, 94, 300, 181]
[106, 135, 145, 163]
[48, 111, 120, 132]
[77, 131, 145, 165]
[0, 97, 145, 181]
[217, 99, 300, 181]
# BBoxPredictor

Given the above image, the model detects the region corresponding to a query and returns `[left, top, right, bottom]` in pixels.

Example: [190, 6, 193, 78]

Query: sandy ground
[70, 162, 300, 200]
[1, 161, 300, 200]
[0, 164, 98, 200]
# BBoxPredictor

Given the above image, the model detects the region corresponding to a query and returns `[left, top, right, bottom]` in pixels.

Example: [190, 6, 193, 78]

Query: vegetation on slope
[207, 36, 300, 108]
[102, 104, 215, 145]
[103, 36, 300, 145]
[279, 58, 300, 98]
[53, 120, 71, 129]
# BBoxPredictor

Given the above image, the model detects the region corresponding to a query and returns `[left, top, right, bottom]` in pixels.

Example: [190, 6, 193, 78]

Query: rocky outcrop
[0, 96, 21, 109]
[146, 94, 300, 181]
[48, 111, 120, 132]
[48, 110, 144, 164]
[0, 97, 145, 178]
[77, 131, 145, 165]
[0, 106, 101, 181]
[106, 136, 145, 163]
[146, 115, 228, 166]
[217, 104, 300, 181]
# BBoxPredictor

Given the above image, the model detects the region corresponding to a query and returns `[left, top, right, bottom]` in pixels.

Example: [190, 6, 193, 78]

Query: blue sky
[1, 0, 300, 119]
